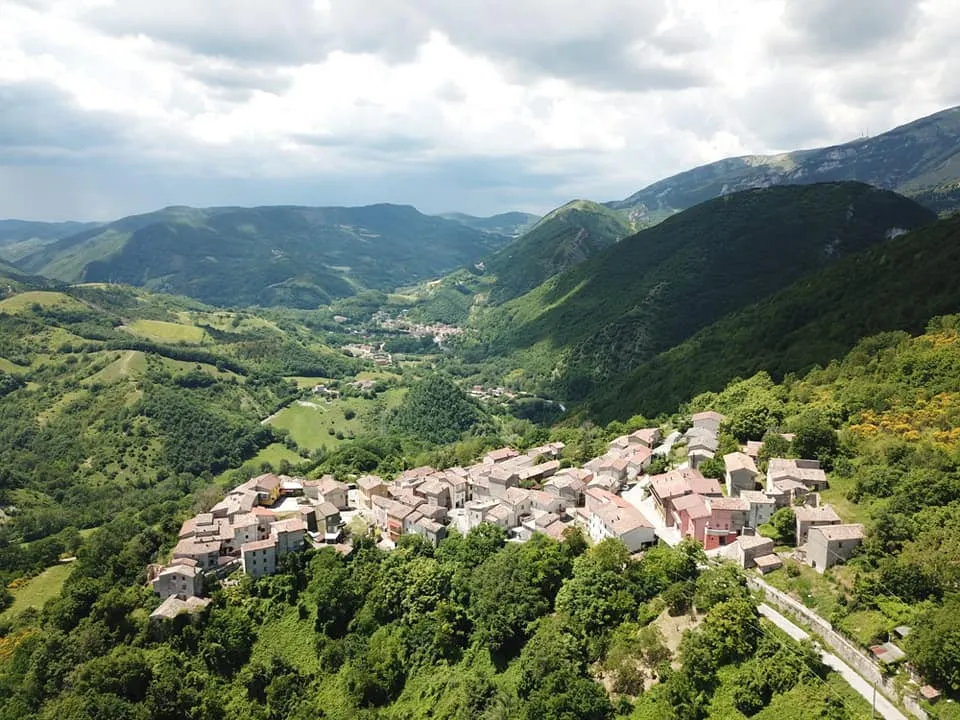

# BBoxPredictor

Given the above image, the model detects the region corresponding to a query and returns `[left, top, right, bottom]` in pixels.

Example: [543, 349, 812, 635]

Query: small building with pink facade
[672, 493, 711, 541]
[702, 496, 750, 550]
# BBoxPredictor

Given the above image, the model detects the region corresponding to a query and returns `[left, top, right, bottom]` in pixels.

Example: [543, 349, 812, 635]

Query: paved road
[759, 604, 908, 720]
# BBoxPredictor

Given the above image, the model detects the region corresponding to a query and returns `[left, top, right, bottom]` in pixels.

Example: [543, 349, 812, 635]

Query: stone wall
[747, 576, 929, 720]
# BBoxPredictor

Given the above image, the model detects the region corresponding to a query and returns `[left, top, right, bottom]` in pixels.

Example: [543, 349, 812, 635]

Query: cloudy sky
[2, 0, 959, 221]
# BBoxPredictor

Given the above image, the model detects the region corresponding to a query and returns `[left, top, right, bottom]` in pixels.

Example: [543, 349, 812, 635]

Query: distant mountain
[15, 204, 508, 308]
[482, 200, 633, 304]
[440, 211, 540, 237]
[396, 200, 632, 325]
[609, 105, 960, 219]
[587, 214, 960, 420]
[466, 182, 935, 400]
[0, 219, 102, 263]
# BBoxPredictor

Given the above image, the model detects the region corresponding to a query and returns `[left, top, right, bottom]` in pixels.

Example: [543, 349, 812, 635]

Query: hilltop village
[149, 410, 861, 619]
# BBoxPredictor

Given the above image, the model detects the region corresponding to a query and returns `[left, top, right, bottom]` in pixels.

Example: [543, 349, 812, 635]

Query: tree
[201, 605, 255, 676]
[388, 376, 481, 444]
[758, 431, 790, 468]
[791, 410, 838, 467]
[556, 540, 639, 638]
[517, 616, 613, 720]
[724, 402, 780, 441]
[310, 550, 360, 638]
[69, 646, 152, 703]
[648, 455, 670, 475]
[698, 457, 725, 480]
[694, 564, 750, 612]
[469, 535, 568, 655]
[663, 580, 695, 616]
[909, 596, 960, 692]
[763, 507, 796, 546]
[700, 597, 759, 665]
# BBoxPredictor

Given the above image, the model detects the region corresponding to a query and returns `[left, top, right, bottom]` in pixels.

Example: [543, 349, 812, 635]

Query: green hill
[0, 282, 369, 548]
[587, 214, 960, 420]
[15, 204, 507, 308]
[465, 182, 935, 399]
[609, 105, 960, 219]
[482, 199, 633, 304]
[393, 200, 632, 324]
[0, 219, 101, 263]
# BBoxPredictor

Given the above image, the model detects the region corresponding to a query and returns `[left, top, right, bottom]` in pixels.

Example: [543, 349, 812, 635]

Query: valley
[2, 104, 960, 720]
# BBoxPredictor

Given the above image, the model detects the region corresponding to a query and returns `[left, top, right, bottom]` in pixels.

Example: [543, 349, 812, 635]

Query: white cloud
[0, 0, 958, 219]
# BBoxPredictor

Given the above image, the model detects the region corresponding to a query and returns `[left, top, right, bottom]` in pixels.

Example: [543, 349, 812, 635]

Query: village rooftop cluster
[149, 410, 864, 620]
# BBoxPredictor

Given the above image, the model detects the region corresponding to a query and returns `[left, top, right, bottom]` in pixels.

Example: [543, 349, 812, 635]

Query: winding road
[758, 603, 908, 720]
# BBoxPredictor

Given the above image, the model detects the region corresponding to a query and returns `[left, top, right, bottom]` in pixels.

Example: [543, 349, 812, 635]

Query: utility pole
[872, 682, 876, 718]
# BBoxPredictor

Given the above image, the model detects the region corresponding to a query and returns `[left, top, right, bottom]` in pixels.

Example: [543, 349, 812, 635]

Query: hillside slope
[0, 219, 101, 263]
[587, 214, 960, 420]
[16, 204, 507, 308]
[482, 199, 633, 304]
[609, 105, 960, 219]
[466, 182, 935, 399]
[393, 200, 633, 324]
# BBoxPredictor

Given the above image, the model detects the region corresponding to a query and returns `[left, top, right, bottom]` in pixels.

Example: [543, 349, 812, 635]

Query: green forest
[589, 214, 960, 419]
[3, 165, 960, 720]
[461, 182, 934, 401]
[0, 522, 873, 720]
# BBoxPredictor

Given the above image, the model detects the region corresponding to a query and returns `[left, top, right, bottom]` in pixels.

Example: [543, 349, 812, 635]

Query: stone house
[272, 518, 307, 555]
[488, 467, 519, 498]
[465, 498, 500, 531]
[740, 490, 777, 529]
[299, 506, 317, 533]
[628, 427, 661, 449]
[625, 446, 653, 479]
[152, 561, 203, 598]
[691, 411, 725, 435]
[519, 460, 561, 484]
[767, 458, 828, 491]
[442, 472, 470, 508]
[806, 524, 864, 573]
[315, 501, 343, 542]
[305, 476, 349, 510]
[150, 594, 211, 622]
[411, 518, 447, 546]
[172, 538, 221, 570]
[229, 512, 263, 550]
[210, 491, 256, 519]
[724, 452, 760, 497]
[734, 535, 776, 569]
[386, 501, 416, 541]
[357, 475, 390, 509]
[241, 538, 276, 578]
[795, 504, 842, 544]
[687, 432, 720, 469]
[487, 503, 517, 529]
[503, 487, 533, 517]
[484, 447, 519, 464]
[416, 478, 451, 508]
[530, 490, 566, 514]
[543, 474, 585, 505]
[584, 489, 655, 552]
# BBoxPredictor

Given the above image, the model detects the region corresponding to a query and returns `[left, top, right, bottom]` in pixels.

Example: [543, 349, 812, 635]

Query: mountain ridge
[464, 182, 936, 400]
[585, 213, 960, 420]
[15, 203, 510, 308]
[609, 105, 960, 219]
